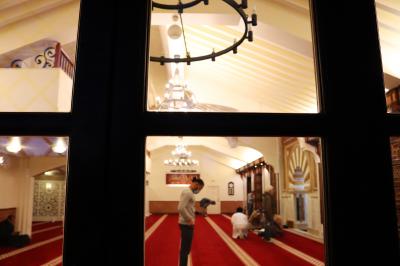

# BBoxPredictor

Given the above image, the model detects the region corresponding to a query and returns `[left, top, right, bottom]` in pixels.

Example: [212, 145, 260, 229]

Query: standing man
[247, 191, 254, 216]
[178, 178, 204, 266]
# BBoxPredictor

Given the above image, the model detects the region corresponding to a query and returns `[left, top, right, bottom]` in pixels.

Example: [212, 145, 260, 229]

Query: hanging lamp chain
[178, 1, 190, 58]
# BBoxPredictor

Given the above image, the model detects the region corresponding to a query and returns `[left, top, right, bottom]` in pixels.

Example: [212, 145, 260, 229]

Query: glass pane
[390, 137, 400, 240]
[0, 136, 68, 264]
[0, 1, 81, 112]
[376, 1, 400, 113]
[147, 0, 319, 113]
[145, 136, 325, 265]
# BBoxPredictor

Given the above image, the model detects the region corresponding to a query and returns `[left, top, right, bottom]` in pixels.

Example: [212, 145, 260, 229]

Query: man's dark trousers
[179, 224, 194, 266]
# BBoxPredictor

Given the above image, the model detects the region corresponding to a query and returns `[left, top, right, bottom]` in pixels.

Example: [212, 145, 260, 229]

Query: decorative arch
[283, 138, 318, 193]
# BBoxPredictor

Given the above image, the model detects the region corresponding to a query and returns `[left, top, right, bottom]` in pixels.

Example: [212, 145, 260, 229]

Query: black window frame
[1, 0, 398, 265]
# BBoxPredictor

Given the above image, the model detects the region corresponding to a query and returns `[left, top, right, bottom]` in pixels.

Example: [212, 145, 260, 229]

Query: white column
[145, 173, 150, 217]
[16, 158, 34, 236]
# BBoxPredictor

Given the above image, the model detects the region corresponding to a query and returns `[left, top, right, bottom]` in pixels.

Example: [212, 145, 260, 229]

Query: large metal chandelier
[151, 0, 257, 65]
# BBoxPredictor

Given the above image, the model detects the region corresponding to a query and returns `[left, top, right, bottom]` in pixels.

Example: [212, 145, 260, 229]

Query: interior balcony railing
[0, 39, 75, 79]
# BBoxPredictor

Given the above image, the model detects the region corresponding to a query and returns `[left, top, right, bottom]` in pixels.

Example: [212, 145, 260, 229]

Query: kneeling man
[231, 207, 248, 239]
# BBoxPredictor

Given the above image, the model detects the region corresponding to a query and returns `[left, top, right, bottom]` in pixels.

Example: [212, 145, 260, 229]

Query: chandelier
[151, 0, 257, 65]
[164, 138, 199, 166]
[157, 68, 197, 111]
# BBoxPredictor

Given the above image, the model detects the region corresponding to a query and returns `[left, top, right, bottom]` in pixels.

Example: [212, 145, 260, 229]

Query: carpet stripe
[205, 217, 260, 266]
[32, 226, 63, 235]
[32, 222, 50, 227]
[0, 235, 63, 260]
[284, 228, 324, 243]
[145, 214, 167, 241]
[270, 239, 324, 266]
[188, 253, 192, 266]
[40, 255, 63, 266]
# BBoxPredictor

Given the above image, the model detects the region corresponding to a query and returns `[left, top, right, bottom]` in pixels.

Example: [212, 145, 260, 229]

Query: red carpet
[0, 222, 64, 266]
[145, 214, 162, 231]
[276, 230, 324, 261]
[145, 215, 180, 266]
[0, 239, 63, 266]
[191, 216, 245, 266]
[31, 221, 62, 231]
[209, 215, 314, 266]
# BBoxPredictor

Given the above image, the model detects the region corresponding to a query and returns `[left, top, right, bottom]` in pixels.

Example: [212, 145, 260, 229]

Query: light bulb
[6, 137, 22, 153]
[52, 137, 67, 154]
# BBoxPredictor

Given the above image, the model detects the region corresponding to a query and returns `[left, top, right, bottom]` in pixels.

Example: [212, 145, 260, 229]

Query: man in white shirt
[231, 207, 248, 239]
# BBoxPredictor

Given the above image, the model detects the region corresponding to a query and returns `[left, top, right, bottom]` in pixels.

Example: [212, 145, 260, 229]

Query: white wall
[0, 69, 72, 112]
[57, 70, 73, 112]
[148, 146, 243, 203]
[0, 157, 20, 209]
[237, 137, 281, 173]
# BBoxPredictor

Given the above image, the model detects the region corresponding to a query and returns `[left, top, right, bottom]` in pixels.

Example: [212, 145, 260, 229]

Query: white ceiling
[147, 136, 264, 169]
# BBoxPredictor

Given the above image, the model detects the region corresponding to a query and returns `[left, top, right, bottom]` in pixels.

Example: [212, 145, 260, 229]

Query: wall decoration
[282, 138, 318, 193]
[166, 173, 200, 185]
[33, 180, 66, 221]
[228, 181, 234, 195]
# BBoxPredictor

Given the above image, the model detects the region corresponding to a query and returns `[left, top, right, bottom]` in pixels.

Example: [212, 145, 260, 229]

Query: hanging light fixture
[164, 137, 199, 166]
[151, 0, 257, 65]
[157, 68, 198, 111]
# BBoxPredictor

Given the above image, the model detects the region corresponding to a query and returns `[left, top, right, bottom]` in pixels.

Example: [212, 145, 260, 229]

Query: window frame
[1, 0, 398, 265]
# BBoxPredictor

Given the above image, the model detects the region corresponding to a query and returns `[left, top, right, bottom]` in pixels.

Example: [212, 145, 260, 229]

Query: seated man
[199, 198, 216, 217]
[0, 215, 15, 246]
[248, 209, 264, 230]
[258, 214, 284, 241]
[231, 207, 248, 239]
[0, 215, 30, 248]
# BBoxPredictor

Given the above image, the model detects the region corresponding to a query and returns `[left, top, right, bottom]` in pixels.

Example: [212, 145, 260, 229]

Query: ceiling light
[385, 88, 389, 93]
[150, 0, 257, 65]
[167, 24, 182, 39]
[164, 137, 199, 167]
[6, 137, 22, 153]
[52, 137, 68, 154]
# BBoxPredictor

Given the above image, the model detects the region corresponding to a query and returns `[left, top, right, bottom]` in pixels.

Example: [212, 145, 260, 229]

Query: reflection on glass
[389, 137, 400, 239]
[144, 136, 325, 265]
[147, 0, 318, 113]
[0, 136, 68, 264]
[376, 1, 400, 112]
[0, 1, 81, 112]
